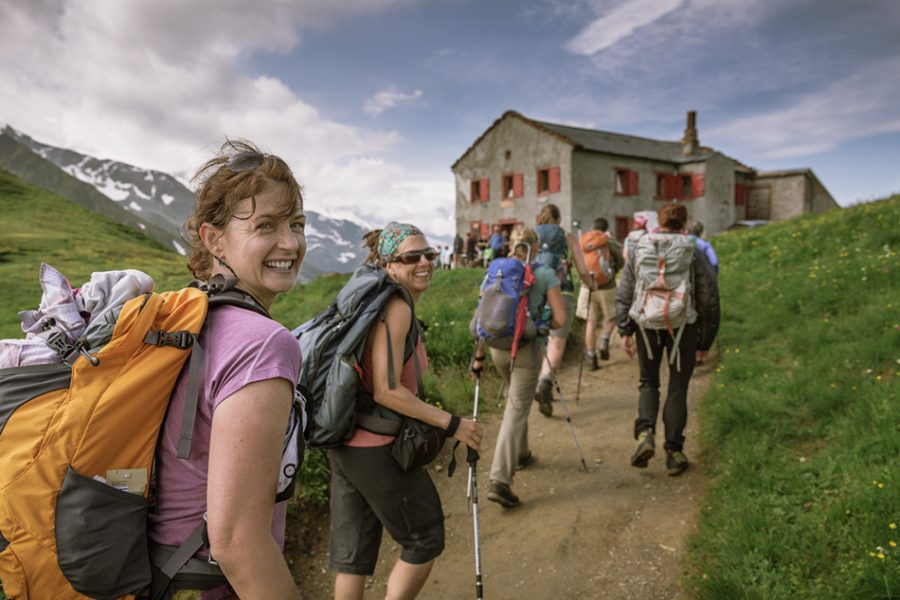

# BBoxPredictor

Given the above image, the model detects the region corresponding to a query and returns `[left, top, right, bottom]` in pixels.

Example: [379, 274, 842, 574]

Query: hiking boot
[587, 351, 600, 371]
[517, 452, 535, 470]
[599, 341, 610, 361]
[487, 481, 519, 508]
[666, 451, 689, 476]
[536, 379, 553, 417]
[630, 431, 655, 468]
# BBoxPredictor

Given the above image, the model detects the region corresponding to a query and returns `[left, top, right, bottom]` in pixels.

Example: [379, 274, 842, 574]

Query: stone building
[451, 110, 838, 241]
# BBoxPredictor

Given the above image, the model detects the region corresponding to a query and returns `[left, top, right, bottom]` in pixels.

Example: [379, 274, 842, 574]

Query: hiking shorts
[328, 444, 445, 575]
[576, 285, 616, 323]
[549, 293, 575, 339]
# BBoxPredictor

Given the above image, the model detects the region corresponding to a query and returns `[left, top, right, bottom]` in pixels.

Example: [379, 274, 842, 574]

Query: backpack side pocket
[56, 466, 151, 600]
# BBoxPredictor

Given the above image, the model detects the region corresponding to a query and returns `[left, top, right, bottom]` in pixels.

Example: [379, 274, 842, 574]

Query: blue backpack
[470, 257, 536, 351]
[535, 223, 568, 272]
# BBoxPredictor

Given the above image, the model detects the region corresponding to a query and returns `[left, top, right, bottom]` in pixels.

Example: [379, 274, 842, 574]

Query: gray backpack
[628, 232, 697, 367]
[293, 263, 417, 448]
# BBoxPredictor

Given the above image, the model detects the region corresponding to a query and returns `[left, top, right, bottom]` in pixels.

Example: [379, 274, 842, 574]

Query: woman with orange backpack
[149, 140, 307, 599]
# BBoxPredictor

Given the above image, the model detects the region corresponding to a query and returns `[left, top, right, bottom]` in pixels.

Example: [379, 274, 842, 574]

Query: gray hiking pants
[634, 324, 698, 453]
[488, 340, 542, 486]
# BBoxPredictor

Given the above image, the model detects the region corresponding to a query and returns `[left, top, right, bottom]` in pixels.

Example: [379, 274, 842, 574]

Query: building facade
[452, 110, 838, 242]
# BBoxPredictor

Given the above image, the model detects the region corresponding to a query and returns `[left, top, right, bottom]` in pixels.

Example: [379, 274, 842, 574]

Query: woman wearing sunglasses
[328, 222, 483, 600]
[148, 140, 306, 598]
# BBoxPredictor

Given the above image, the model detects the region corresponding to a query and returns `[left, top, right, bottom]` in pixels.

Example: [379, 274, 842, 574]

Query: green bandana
[377, 222, 424, 262]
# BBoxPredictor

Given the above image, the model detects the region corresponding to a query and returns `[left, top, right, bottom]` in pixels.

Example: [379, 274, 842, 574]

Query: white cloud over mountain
[0, 0, 458, 238]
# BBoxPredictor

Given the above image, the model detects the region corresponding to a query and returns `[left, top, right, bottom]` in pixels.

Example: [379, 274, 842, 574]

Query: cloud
[565, 0, 684, 56]
[0, 0, 459, 240]
[363, 88, 424, 116]
[706, 55, 900, 160]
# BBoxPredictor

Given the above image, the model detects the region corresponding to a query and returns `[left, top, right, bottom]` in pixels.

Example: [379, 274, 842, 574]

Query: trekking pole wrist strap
[445, 414, 461, 437]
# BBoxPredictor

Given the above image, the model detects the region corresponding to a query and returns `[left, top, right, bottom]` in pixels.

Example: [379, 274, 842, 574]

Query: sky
[2, 0, 899, 243]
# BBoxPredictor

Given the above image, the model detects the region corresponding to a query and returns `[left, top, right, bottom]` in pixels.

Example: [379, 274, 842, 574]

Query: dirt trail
[288, 340, 716, 599]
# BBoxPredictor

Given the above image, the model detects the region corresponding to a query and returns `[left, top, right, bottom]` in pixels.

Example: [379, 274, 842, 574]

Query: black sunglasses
[226, 151, 265, 173]
[391, 247, 439, 265]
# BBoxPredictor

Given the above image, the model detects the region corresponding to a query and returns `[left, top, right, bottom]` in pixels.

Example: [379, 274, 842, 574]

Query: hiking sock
[599, 333, 611, 360]
[586, 350, 599, 371]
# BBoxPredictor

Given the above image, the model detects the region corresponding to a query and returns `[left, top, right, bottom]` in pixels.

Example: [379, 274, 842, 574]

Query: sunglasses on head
[226, 151, 265, 173]
[390, 247, 439, 265]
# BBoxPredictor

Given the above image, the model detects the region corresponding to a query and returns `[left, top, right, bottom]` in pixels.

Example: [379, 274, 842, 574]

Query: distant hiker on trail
[533, 203, 594, 417]
[328, 222, 482, 600]
[471, 227, 566, 508]
[615, 203, 719, 476]
[465, 231, 478, 267]
[577, 217, 624, 370]
[453, 233, 464, 269]
[441, 244, 453, 270]
[488, 226, 505, 262]
[688, 219, 719, 275]
[149, 140, 307, 598]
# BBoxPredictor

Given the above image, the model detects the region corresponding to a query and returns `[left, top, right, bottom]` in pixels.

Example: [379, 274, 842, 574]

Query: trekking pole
[494, 378, 506, 408]
[468, 374, 485, 600]
[540, 352, 589, 472]
[574, 273, 594, 404]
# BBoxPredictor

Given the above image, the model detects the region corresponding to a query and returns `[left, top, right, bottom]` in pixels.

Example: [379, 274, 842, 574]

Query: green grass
[686, 195, 900, 598]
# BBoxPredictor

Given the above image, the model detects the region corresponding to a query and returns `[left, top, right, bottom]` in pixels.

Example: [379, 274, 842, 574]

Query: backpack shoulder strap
[172, 276, 272, 459]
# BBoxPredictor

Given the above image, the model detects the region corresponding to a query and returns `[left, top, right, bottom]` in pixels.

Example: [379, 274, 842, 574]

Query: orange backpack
[0, 275, 292, 600]
[580, 230, 615, 287]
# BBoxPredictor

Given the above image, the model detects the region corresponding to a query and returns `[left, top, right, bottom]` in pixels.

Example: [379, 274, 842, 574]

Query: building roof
[452, 110, 722, 170]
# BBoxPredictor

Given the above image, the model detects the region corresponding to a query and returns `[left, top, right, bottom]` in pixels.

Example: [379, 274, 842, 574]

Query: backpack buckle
[156, 330, 194, 349]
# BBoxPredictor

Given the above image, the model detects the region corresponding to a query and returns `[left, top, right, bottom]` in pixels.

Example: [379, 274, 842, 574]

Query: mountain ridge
[0, 126, 370, 280]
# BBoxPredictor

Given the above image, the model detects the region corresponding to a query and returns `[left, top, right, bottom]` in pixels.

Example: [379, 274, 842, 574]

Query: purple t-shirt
[148, 305, 301, 551]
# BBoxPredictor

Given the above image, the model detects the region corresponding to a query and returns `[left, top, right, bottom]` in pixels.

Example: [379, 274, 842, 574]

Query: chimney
[682, 110, 699, 156]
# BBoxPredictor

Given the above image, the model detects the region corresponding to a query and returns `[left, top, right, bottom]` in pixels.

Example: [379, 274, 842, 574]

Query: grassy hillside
[0, 169, 188, 338]
[0, 132, 178, 250]
[688, 196, 900, 598]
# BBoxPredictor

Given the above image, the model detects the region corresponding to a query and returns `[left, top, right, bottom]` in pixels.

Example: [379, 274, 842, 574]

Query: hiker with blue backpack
[533, 203, 595, 417]
[321, 223, 482, 600]
[615, 203, 719, 476]
[470, 227, 566, 507]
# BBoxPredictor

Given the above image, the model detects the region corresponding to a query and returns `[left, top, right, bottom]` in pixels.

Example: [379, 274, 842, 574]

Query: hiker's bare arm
[373, 297, 483, 451]
[566, 232, 595, 289]
[546, 285, 566, 330]
[207, 378, 300, 599]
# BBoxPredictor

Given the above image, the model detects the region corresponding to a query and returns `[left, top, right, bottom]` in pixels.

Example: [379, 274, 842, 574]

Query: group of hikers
[0, 140, 719, 600]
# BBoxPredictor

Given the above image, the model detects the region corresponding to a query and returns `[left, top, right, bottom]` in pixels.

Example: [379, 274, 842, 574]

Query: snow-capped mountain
[0, 126, 369, 280]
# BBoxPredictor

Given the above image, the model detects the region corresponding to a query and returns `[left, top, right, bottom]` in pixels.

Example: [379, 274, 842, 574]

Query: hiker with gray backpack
[471, 227, 566, 507]
[296, 222, 482, 600]
[615, 203, 719, 476]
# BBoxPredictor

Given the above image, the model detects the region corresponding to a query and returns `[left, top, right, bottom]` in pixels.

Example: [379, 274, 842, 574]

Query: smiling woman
[148, 140, 306, 599]
[325, 222, 483, 600]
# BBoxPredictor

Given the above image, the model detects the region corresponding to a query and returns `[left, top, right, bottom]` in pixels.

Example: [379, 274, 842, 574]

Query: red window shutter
[549, 166, 561, 193]
[692, 174, 705, 198]
[735, 183, 746, 205]
[481, 223, 490, 239]
[513, 173, 524, 198]
[481, 179, 490, 202]
[666, 175, 677, 199]
[628, 170, 639, 196]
